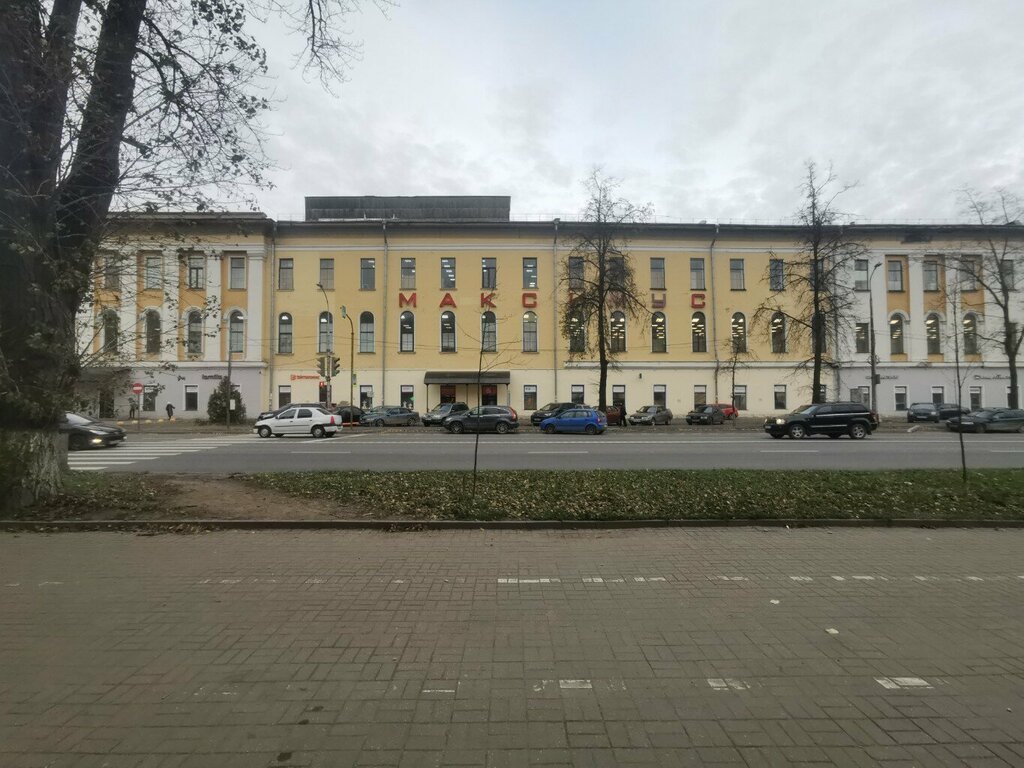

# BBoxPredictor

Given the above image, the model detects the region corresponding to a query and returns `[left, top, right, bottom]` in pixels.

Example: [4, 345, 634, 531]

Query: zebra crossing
[67, 436, 256, 471]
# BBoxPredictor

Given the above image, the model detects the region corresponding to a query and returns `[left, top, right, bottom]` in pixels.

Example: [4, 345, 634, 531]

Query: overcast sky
[251, 1, 1024, 224]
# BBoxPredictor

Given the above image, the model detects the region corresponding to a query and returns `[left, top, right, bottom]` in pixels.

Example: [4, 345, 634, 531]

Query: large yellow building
[78, 197, 1022, 420]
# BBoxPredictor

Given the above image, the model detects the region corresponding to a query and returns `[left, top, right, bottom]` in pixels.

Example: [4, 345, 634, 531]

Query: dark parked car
[628, 405, 673, 426]
[686, 406, 726, 425]
[256, 402, 324, 422]
[530, 402, 577, 426]
[331, 405, 364, 425]
[709, 403, 739, 419]
[422, 402, 469, 426]
[907, 402, 969, 423]
[946, 408, 1024, 433]
[444, 406, 520, 434]
[360, 406, 420, 426]
[764, 402, 879, 440]
[540, 408, 607, 435]
[60, 412, 126, 450]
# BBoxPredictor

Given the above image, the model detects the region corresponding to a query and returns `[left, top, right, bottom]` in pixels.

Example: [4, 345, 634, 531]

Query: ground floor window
[774, 384, 787, 410]
[184, 385, 198, 411]
[359, 385, 373, 409]
[970, 386, 982, 411]
[848, 386, 868, 405]
[481, 384, 497, 406]
[653, 384, 666, 407]
[612, 384, 625, 410]
[732, 385, 747, 411]
[278, 385, 291, 408]
[523, 385, 537, 411]
[571, 384, 584, 405]
[401, 385, 414, 408]
[931, 386, 944, 404]
[817, 384, 827, 402]
[142, 385, 157, 412]
[440, 384, 456, 404]
[894, 385, 907, 411]
[693, 385, 706, 409]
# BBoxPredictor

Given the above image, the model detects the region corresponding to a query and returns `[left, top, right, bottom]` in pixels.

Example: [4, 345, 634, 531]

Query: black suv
[530, 402, 578, 426]
[422, 402, 469, 426]
[764, 402, 879, 440]
[906, 402, 968, 423]
[445, 406, 519, 434]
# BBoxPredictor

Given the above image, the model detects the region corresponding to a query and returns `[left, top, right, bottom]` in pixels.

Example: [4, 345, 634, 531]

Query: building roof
[304, 195, 511, 222]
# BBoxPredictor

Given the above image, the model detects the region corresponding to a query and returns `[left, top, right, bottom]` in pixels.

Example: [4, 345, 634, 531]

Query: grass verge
[12, 473, 171, 520]
[244, 469, 1024, 522]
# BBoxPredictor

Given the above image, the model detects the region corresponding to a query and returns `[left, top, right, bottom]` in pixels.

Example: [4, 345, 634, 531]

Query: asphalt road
[2, 528, 1022, 766]
[68, 428, 1024, 473]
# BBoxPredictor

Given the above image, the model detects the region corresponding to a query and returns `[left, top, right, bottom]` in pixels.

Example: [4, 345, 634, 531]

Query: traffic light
[317, 356, 328, 378]
[331, 356, 341, 377]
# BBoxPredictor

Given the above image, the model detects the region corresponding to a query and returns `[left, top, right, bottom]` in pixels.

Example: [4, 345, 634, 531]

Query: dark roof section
[424, 371, 511, 385]
[305, 196, 511, 222]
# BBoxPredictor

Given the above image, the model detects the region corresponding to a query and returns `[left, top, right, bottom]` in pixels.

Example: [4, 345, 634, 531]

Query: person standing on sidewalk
[165, 402, 175, 420]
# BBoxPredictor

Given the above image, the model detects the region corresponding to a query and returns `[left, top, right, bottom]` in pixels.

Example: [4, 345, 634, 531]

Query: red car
[709, 403, 739, 419]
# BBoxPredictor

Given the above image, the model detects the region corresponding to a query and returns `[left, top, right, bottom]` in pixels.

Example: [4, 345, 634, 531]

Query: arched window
[770, 312, 786, 353]
[440, 311, 456, 352]
[691, 312, 707, 353]
[889, 314, 905, 355]
[609, 311, 626, 353]
[278, 313, 293, 354]
[359, 312, 374, 353]
[186, 311, 203, 355]
[731, 312, 747, 354]
[481, 311, 497, 352]
[522, 311, 538, 353]
[318, 311, 333, 353]
[101, 310, 119, 353]
[228, 310, 244, 354]
[963, 313, 978, 355]
[399, 310, 415, 352]
[925, 313, 941, 355]
[651, 312, 666, 353]
[144, 310, 161, 354]
[567, 309, 586, 353]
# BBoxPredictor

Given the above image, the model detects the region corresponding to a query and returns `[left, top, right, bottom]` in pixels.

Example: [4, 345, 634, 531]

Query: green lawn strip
[244, 469, 1024, 522]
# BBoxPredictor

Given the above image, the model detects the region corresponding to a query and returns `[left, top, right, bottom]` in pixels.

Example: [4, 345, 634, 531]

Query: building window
[228, 311, 244, 354]
[439, 385, 456, 404]
[731, 313, 747, 353]
[568, 257, 584, 292]
[101, 310, 119, 352]
[690, 258, 705, 290]
[730, 259, 745, 290]
[887, 260, 903, 292]
[278, 385, 291, 408]
[608, 256, 625, 288]
[894, 385, 908, 412]
[184, 385, 198, 412]
[612, 385, 625, 409]
[481, 311, 497, 352]
[400, 258, 416, 290]
[969, 385, 982, 411]
[359, 312, 375, 353]
[103, 257, 120, 290]
[609, 311, 626, 353]
[889, 314, 905, 355]
[774, 384, 787, 410]
[229, 256, 246, 290]
[399, 311, 415, 352]
[440, 311, 456, 352]
[318, 311, 333, 353]
[523, 258, 538, 289]
[481, 257, 496, 290]
[187, 255, 204, 289]
[319, 258, 335, 290]
[568, 308, 586, 353]
[359, 385, 373, 409]
[278, 313, 293, 354]
[854, 259, 869, 291]
[923, 259, 939, 291]
[769, 259, 785, 291]
[931, 386, 944, 404]
[360, 258, 376, 290]
[186, 311, 203, 355]
[653, 384, 667, 407]
[691, 312, 707, 353]
[651, 312, 666, 353]
[650, 258, 665, 290]
[441, 257, 456, 289]
[959, 258, 979, 291]
[522, 311, 538, 353]
[1000, 259, 1016, 289]
[144, 311, 161, 354]
[570, 384, 585, 405]
[693, 385, 706, 408]
[401, 385, 414, 409]
[278, 258, 294, 290]
[142, 385, 157, 412]
[854, 322, 869, 354]
[963, 313, 978, 354]
[144, 253, 161, 289]
[770, 312, 786, 353]
[849, 386, 869, 405]
[818, 384, 828, 402]
[523, 385, 538, 411]
[925, 313, 941, 355]
[732, 384, 747, 411]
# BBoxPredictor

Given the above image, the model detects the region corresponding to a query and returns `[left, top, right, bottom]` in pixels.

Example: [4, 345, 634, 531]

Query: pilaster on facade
[245, 248, 265, 363]
[117, 253, 138, 353]
[160, 249, 179, 362]
[203, 252, 222, 362]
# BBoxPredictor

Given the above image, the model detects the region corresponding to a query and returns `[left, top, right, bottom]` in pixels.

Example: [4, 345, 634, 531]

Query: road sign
[132, 382, 144, 395]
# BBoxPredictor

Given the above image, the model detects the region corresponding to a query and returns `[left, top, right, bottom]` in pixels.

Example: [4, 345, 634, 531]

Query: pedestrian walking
[165, 402, 175, 419]
[620, 398, 629, 427]
[128, 400, 137, 420]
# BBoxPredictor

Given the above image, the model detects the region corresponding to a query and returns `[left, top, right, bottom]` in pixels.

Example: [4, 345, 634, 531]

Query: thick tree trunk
[0, 430, 66, 513]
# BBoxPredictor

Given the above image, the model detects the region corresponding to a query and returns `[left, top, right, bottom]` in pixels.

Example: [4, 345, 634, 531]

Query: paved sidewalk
[2, 528, 1022, 767]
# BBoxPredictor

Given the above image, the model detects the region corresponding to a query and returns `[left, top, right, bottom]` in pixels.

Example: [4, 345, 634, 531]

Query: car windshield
[539, 402, 559, 411]
[65, 412, 93, 425]
[971, 410, 998, 417]
[701, 406, 714, 413]
[793, 405, 816, 414]
[911, 404, 934, 410]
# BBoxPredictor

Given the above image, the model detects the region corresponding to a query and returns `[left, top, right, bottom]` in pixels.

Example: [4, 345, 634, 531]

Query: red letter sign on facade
[439, 293, 457, 308]
[480, 293, 497, 308]
[522, 292, 537, 308]
[399, 293, 417, 308]
[691, 293, 706, 309]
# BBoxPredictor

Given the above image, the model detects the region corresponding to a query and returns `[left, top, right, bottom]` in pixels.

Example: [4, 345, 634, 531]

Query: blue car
[539, 407, 607, 435]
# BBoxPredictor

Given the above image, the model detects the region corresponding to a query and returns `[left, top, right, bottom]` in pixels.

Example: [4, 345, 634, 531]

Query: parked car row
[946, 408, 1024, 433]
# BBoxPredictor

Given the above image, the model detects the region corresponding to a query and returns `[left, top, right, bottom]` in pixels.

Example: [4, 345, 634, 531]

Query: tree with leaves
[753, 162, 868, 403]
[0, 0, 382, 509]
[559, 172, 651, 412]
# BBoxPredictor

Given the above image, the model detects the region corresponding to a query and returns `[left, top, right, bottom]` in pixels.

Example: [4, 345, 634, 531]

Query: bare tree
[0, 0, 385, 509]
[754, 162, 868, 403]
[559, 171, 652, 412]
[950, 188, 1024, 409]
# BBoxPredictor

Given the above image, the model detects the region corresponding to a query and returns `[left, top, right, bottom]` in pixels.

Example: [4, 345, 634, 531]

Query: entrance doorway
[481, 384, 497, 406]
[440, 384, 456, 404]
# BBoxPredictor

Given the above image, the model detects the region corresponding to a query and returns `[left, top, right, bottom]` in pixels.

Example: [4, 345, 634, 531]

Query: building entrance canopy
[423, 371, 511, 385]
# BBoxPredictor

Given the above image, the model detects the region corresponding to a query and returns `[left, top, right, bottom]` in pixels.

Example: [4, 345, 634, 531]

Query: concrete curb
[1, 518, 1022, 533]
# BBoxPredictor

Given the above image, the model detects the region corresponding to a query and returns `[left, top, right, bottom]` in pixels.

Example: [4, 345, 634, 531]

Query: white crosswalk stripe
[67, 435, 255, 471]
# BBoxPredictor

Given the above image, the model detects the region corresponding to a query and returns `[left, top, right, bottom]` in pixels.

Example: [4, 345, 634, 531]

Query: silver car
[254, 406, 339, 438]
[628, 405, 673, 425]
[360, 406, 421, 427]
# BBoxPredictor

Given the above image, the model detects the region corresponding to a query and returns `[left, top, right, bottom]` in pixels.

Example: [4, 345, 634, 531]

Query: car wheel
[257, 426, 272, 438]
[311, 425, 326, 438]
[849, 423, 867, 440]
[449, 421, 464, 434]
[68, 435, 87, 451]
[584, 424, 597, 435]
[543, 425, 556, 434]
[406, 417, 416, 426]
[976, 424, 986, 434]
[787, 423, 807, 439]
[494, 421, 510, 434]
[373, 419, 384, 427]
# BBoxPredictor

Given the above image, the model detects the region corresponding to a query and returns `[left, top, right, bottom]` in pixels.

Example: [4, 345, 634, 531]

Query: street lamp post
[316, 283, 332, 407]
[224, 312, 244, 429]
[340, 306, 355, 415]
[868, 262, 882, 413]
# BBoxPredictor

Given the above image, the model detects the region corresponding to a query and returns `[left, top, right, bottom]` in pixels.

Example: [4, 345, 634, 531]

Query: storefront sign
[691, 293, 706, 309]
[290, 374, 320, 381]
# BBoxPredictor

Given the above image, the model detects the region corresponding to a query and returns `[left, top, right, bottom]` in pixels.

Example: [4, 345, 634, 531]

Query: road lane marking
[876, 677, 932, 689]
[708, 678, 749, 691]
[762, 450, 819, 453]
[528, 451, 588, 454]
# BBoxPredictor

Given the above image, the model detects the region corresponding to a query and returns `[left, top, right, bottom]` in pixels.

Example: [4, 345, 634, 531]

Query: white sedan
[253, 406, 340, 438]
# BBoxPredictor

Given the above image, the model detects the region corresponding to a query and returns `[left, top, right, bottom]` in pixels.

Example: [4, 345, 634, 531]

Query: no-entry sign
[131, 382, 144, 395]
